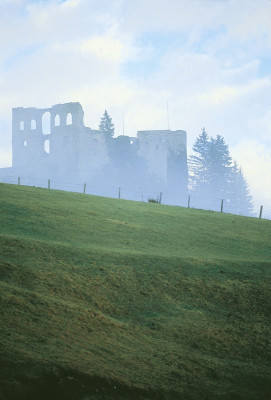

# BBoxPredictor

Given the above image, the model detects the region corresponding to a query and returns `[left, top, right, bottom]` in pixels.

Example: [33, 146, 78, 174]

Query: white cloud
[197, 78, 270, 107]
[79, 37, 124, 62]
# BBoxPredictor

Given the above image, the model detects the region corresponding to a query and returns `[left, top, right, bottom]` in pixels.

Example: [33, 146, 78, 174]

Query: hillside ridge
[1, 183, 271, 400]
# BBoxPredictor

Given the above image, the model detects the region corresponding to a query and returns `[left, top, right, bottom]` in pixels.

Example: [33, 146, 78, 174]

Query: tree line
[189, 128, 253, 216]
[98, 110, 253, 216]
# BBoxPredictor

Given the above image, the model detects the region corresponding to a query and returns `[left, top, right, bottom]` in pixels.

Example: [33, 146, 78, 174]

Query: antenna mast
[167, 101, 170, 130]
[122, 111, 125, 136]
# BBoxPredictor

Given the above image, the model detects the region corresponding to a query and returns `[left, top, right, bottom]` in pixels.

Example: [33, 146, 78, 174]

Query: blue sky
[0, 0, 271, 214]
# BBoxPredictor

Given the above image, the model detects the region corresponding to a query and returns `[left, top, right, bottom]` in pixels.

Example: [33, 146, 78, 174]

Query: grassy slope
[0, 183, 271, 400]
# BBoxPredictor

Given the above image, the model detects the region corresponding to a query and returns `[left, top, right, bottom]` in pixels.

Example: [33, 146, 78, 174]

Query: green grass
[0, 182, 271, 400]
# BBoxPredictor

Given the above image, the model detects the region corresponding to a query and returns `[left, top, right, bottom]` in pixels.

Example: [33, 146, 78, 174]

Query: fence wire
[0, 174, 270, 220]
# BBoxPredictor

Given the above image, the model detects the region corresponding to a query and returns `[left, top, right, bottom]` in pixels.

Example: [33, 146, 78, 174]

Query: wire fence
[1, 174, 270, 220]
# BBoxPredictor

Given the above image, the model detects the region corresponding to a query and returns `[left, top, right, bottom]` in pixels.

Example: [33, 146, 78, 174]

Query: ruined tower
[5, 102, 188, 202]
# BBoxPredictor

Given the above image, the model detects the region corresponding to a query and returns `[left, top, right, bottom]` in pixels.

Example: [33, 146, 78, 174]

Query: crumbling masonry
[7, 102, 188, 201]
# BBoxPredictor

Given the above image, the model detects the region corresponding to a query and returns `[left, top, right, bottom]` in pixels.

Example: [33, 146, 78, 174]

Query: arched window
[24, 140, 27, 147]
[44, 139, 50, 154]
[20, 121, 24, 130]
[55, 114, 60, 126]
[31, 120, 36, 130]
[42, 112, 51, 135]
[66, 113, 72, 125]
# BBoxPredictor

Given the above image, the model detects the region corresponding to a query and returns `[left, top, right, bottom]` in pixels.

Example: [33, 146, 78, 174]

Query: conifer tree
[227, 161, 254, 216]
[99, 110, 115, 138]
[189, 127, 210, 193]
[189, 129, 253, 215]
[208, 135, 232, 206]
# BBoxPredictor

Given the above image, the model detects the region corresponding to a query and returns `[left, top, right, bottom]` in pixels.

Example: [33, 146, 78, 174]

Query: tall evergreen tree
[99, 110, 115, 138]
[189, 127, 210, 193]
[208, 135, 232, 207]
[227, 161, 254, 216]
[189, 130, 253, 215]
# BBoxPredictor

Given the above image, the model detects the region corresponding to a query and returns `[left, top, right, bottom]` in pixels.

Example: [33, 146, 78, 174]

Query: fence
[1, 174, 270, 220]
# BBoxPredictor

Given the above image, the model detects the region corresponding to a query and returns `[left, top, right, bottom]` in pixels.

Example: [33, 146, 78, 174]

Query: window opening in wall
[20, 121, 24, 130]
[44, 139, 50, 154]
[42, 112, 51, 135]
[31, 120, 36, 130]
[66, 113, 72, 125]
[55, 114, 60, 126]
[24, 140, 27, 147]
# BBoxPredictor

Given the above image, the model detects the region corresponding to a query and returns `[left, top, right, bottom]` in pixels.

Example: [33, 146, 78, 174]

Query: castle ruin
[4, 102, 188, 203]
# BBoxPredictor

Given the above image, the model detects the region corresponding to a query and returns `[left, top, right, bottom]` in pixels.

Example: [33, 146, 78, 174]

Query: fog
[0, 101, 270, 219]
[0, 102, 189, 206]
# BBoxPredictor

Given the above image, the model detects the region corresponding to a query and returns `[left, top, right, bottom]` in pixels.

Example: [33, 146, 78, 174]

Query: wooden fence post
[159, 192, 162, 204]
[221, 199, 224, 213]
[48, 179, 50, 189]
[259, 205, 263, 219]
[83, 183, 86, 194]
[118, 187, 121, 199]
[188, 194, 190, 208]
[18, 177, 20, 185]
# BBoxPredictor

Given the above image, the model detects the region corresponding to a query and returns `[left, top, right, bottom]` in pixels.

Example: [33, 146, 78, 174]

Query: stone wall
[8, 102, 188, 198]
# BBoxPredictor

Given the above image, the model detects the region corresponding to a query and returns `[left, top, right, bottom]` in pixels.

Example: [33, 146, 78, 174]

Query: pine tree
[189, 130, 253, 215]
[227, 161, 254, 216]
[189, 128, 218, 209]
[99, 110, 115, 138]
[189, 127, 210, 193]
[208, 135, 232, 208]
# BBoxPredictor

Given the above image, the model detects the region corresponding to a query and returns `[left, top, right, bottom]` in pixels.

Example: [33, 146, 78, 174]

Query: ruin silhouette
[2, 102, 188, 202]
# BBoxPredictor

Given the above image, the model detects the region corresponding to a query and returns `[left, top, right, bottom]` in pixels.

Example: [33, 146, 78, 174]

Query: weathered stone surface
[3, 102, 188, 201]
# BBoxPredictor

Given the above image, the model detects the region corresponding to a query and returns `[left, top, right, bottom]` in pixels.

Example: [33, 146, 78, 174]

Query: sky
[0, 0, 271, 215]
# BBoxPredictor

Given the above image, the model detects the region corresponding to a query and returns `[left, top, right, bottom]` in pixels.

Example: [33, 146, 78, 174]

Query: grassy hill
[0, 182, 271, 400]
